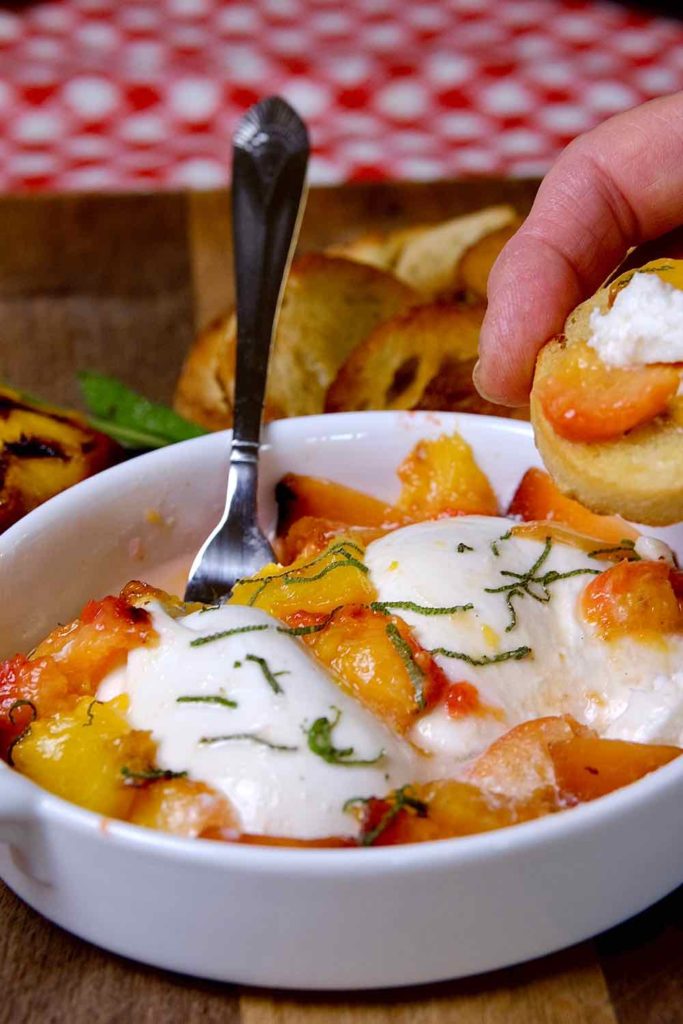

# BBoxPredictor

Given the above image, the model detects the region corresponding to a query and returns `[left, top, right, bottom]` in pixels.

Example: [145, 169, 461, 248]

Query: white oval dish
[0, 411, 682, 990]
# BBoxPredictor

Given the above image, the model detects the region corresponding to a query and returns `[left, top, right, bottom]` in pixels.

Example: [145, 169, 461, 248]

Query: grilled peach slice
[508, 467, 637, 545]
[581, 560, 683, 641]
[11, 695, 156, 818]
[0, 385, 120, 532]
[534, 341, 679, 444]
[396, 432, 498, 520]
[275, 516, 385, 565]
[130, 778, 238, 839]
[550, 736, 681, 802]
[230, 537, 377, 617]
[0, 595, 153, 760]
[466, 715, 588, 802]
[352, 778, 536, 846]
[277, 473, 400, 532]
[304, 605, 448, 732]
[32, 595, 153, 687]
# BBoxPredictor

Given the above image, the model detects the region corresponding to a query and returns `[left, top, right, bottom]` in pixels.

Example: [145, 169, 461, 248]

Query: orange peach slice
[304, 606, 448, 732]
[230, 537, 377, 618]
[536, 341, 679, 443]
[275, 516, 386, 565]
[508, 467, 638, 544]
[397, 432, 498, 519]
[466, 715, 588, 802]
[550, 736, 681, 802]
[277, 473, 400, 532]
[130, 778, 238, 839]
[581, 560, 683, 641]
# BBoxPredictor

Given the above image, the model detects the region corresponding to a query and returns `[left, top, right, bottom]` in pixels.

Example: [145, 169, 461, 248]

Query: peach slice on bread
[530, 259, 683, 525]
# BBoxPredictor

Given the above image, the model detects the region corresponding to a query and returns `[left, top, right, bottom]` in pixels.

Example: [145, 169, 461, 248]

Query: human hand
[475, 92, 683, 406]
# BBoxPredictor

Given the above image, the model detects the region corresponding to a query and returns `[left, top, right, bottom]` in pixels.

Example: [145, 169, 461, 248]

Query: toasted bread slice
[329, 207, 519, 301]
[417, 354, 529, 419]
[174, 314, 236, 431]
[325, 302, 484, 412]
[175, 312, 286, 430]
[530, 259, 683, 525]
[393, 205, 518, 299]
[175, 254, 417, 427]
[326, 224, 425, 272]
[459, 219, 520, 300]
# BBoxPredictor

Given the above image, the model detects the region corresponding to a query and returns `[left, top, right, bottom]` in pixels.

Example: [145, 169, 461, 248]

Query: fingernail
[472, 359, 496, 403]
[473, 358, 529, 408]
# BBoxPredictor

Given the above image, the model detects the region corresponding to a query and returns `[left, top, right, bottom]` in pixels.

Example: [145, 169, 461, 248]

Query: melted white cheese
[588, 272, 683, 367]
[99, 516, 683, 838]
[99, 603, 417, 840]
[365, 517, 683, 760]
[634, 535, 676, 566]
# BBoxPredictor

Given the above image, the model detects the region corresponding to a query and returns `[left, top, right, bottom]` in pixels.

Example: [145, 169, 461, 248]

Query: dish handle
[0, 765, 51, 884]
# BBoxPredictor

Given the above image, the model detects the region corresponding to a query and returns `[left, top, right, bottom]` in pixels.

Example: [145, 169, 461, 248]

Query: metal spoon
[184, 97, 309, 603]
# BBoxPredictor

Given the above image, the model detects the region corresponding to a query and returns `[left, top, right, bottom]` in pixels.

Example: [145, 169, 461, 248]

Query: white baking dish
[0, 411, 681, 989]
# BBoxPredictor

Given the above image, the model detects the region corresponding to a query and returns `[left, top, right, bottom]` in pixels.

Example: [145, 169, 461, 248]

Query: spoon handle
[183, 98, 309, 603]
[231, 96, 309, 448]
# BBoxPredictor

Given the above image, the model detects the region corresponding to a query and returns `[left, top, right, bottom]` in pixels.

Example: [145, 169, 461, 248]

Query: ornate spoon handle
[231, 96, 309, 446]
[185, 97, 309, 603]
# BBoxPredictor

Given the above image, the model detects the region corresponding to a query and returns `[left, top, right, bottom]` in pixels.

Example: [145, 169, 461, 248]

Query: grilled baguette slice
[329, 206, 519, 300]
[392, 205, 518, 299]
[175, 253, 417, 429]
[530, 259, 683, 526]
[326, 302, 483, 412]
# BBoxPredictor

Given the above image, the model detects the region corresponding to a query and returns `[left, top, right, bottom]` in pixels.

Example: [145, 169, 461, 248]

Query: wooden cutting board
[0, 181, 681, 1024]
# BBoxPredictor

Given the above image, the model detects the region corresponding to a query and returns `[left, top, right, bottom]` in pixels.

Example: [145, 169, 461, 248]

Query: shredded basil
[190, 624, 270, 647]
[614, 265, 675, 292]
[233, 541, 367, 606]
[347, 786, 428, 846]
[83, 698, 103, 726]
[485, 536, 600, 632]
[190, 612, 339, 649]
[457, 543, 474, 553]
[305, 708, 384, 766]
[199, 732, 297, 752]
[287, 557, 368, 584]
[385, 622, 426, 710]
[121, 766, 188, 785]
[370, 600, 473, 616]
[491, 530, 512, 557]
[587, 539, 640, 560]
[430, 644, 532, 666]
[245, 653, 288, 695]
[176, 694, 238, 709]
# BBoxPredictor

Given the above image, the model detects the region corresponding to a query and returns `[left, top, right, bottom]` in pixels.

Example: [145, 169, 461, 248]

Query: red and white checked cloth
[0, 0, 682, 192]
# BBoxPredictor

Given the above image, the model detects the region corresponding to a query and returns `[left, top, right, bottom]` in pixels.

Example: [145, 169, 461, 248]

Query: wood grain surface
[0, 182, 680, 1024]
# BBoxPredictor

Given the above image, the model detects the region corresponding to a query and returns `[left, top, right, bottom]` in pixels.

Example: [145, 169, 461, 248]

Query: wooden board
[0, 181, 680, 1023]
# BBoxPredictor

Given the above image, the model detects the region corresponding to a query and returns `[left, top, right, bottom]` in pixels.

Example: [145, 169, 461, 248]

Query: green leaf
[78, 371, 207, 449]
[305, 707, 384, 766]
